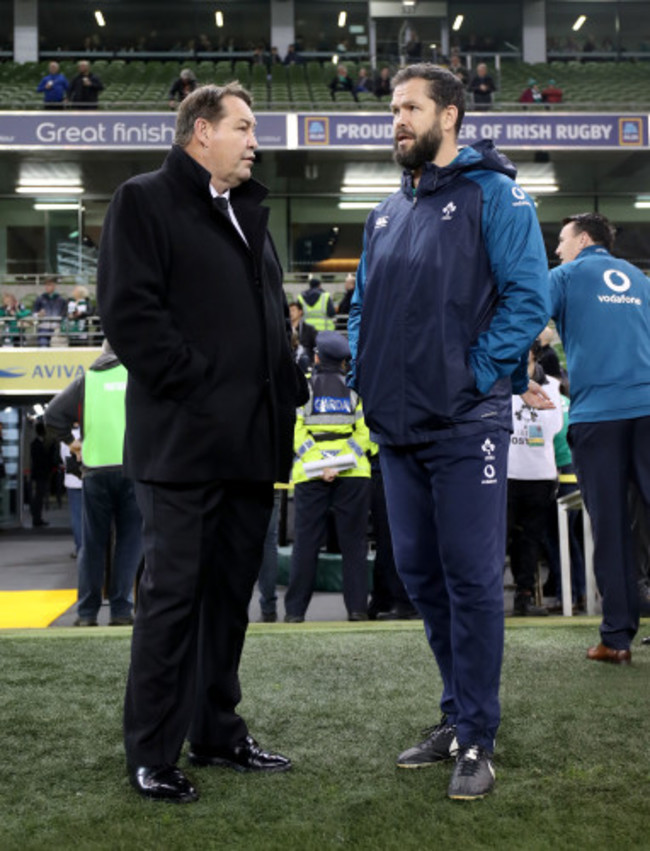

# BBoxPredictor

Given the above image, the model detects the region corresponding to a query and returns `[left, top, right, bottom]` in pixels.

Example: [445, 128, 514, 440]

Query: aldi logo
[619, 118, 642, 146]
[305, 117, 329, 145]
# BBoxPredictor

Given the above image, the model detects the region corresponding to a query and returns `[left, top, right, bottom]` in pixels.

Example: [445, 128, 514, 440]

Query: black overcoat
[97, 145, 305, 483]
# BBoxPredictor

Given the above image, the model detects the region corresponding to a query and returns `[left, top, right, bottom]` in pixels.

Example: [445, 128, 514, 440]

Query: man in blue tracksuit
[348, 63, 550, 800]
[549, 212, 650, 665]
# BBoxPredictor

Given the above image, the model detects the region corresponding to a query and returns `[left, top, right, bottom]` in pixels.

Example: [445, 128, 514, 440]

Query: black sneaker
[447, 745, 495, 800]
[396, 716, 459, 768]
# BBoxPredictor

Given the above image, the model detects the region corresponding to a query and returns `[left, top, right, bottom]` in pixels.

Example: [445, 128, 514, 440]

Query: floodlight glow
[34, 203, 82, 211]
[16, 186, 84, 195]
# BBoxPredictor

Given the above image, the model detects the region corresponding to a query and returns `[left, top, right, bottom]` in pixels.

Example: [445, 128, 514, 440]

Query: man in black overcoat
[97, 83, 307, 803]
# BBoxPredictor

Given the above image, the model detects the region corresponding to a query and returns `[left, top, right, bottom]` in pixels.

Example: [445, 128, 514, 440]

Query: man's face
[289, 304, 302, 324]
[201, 95, 258, 192]
[555, 222, 586, 264]
[49, 62, 59, 75]
[391, 77, 443, 171]
[44, 281, 56, 294]
[79, 61, 90, 75]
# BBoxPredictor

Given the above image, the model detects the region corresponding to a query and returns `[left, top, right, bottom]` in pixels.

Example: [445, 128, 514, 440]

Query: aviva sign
[0, 348, 100, 394]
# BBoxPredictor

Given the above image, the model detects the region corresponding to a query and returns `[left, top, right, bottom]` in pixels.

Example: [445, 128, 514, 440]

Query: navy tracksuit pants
[569, 417, 650, 650]
[379, 429, 509, 753]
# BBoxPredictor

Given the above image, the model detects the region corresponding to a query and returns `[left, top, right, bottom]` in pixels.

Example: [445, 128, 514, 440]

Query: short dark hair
[562, 212, 616, 252]
[174, 82, 252, 147]
[288, 300, 302, 311]
[391, 63, 465, 135]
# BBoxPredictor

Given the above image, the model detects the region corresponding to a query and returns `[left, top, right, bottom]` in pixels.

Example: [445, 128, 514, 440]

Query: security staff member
[284, 331, 372, 622]
[44, 340, 142, 626]
[297, 277, 336, 331]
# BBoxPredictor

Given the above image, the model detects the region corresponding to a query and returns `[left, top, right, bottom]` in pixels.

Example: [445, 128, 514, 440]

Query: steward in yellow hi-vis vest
[297, 277, 335, 331]
[284, 331, 373, 622]
[44, 340, 142, 627]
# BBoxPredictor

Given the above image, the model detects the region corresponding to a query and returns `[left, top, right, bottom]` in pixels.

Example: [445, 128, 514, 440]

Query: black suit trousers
[124, 479, 274, 767]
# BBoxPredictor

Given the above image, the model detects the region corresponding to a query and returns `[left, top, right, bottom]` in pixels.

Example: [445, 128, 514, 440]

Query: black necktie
[213, 196, 229, 214]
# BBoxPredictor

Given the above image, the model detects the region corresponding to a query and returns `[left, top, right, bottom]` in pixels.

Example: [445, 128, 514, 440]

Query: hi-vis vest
[298, 291, 334, 331]
[292, 371, 373, 484]
[82, 364, 127, 469]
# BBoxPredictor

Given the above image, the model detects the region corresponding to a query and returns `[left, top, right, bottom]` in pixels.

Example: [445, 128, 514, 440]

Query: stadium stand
[1, 57, 648, 111]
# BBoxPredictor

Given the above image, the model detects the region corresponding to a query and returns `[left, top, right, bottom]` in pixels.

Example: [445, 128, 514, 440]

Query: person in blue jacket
[348, 63, 551, 801]
[549, 212, 650, 666]
[37, 61, 68, 109]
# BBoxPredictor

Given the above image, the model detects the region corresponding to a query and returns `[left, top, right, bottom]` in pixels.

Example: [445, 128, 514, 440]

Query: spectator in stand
[374, 66, 392, 100]
[519, 78, 543, 105]
[32, 277, 68, 347]
[63, 285, 94, 346]
[269, 47, 282, 65]
[355, 67, 373, 94]
[404, 29, 423, 64]
[507, 343, 563, 616]
[297, 277, 336, 331]
[329, 64, 358, 102]
[0, 292, 30, 346]
[469, 62, 496, 110]
[68, 60, 103, 109]
[37, 61, 68, 109]
[283, 44, 302, 65]
[168, 69, 197, 109]
[289, 300, 318, 373]
[251, 45, 268, 67]
[542, 79, 563, 105]
[447, 53, 468, 86]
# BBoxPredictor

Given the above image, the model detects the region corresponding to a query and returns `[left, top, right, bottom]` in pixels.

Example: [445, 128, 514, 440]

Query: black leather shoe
[129, 764, 198, 803]
[513, 591, 548, 617]
[377, 603, 420, 620]
[188, 735, 292, 773]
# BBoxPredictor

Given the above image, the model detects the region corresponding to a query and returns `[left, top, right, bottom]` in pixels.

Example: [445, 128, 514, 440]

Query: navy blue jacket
[348, 140, 549, 446]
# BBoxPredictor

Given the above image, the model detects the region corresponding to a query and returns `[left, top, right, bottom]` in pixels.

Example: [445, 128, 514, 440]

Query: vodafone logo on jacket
[598, 268, 641, 305]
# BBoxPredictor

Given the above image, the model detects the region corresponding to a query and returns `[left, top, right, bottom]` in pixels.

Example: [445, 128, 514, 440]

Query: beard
[393, 123, 443, 171]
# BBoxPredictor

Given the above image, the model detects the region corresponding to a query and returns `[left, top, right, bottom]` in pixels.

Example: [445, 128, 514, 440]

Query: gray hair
[174, 82, 252, 147]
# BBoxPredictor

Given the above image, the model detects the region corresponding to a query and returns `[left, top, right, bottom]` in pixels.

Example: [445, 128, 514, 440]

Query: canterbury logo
[374, 215, 389, 229]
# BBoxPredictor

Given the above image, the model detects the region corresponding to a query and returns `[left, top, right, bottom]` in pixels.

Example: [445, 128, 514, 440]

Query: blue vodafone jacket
[347, 140, 549, 446]
[549, 245, 650, 424]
